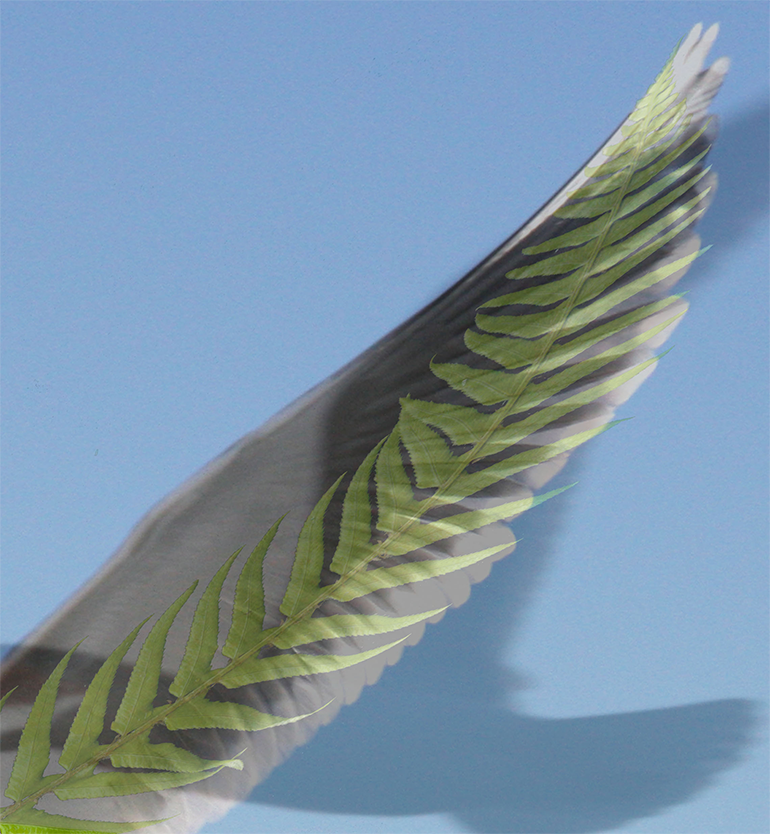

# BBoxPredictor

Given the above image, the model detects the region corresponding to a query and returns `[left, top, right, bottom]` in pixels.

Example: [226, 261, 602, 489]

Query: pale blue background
[2, 3, 767, 833]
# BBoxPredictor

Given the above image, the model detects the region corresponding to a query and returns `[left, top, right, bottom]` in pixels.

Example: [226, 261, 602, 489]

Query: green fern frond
[1, 25, 729, 834]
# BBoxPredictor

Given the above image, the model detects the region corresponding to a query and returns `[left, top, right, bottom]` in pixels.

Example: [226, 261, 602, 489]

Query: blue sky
[2, 3, 768, 833]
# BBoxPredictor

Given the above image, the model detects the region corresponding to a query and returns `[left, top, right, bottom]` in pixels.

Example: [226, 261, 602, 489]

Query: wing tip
[670, 22, 729, 126]
[675, 21, 727, 76]
[682, 22, 718, 58]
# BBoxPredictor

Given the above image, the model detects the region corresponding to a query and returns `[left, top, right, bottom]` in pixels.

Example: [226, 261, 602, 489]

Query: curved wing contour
[0, 24, 729, 834]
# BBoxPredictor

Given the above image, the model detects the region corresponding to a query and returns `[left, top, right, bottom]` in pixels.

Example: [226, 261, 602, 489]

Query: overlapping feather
[0, 24, 729, 834]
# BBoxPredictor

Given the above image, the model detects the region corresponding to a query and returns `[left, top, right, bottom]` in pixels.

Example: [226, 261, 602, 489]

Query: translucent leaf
[279, 477, 343, 618]
[60, 621, 150, 770]
[218, 638, 408, 688]
[222, 518, 282, 660]
[111, 585, 197, 736]
[171, 551, 242, 698]
[5, 644, 81, 802]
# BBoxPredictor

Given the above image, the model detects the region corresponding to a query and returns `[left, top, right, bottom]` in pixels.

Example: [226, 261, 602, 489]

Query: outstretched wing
[1, 24, 728, 834]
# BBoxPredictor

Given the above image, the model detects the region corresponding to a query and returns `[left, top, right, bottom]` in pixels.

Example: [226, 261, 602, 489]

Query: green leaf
[111, 585, 197, 736]
[163, 698, 321, 732]
[170, 550, 242, 698]
[5, 644, 82, 802]
[380, 493, 536, 558]
[374, 429, 422, 534]
[55, 764, 238, 800]
[329, 441, 384, 577]
[218, 638, 409, 688]
[59, 621, 150, 771]
[1, 823, 119, 834]
[273, 608, 448, 649]
[330, 542, 516, 602]
[279, 477, 343, 618]
[107, 737, 241, 774]
[222, 519, 282, 659]
[0, 807, 166, 832]
[399, 409, 460, 489]
[399, 398, 495, 449]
